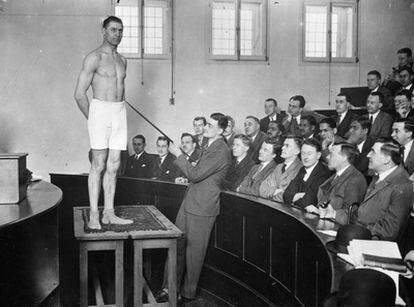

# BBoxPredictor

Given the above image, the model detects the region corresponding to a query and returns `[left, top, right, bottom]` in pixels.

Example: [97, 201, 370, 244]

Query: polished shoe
[155, 288, 169, 302]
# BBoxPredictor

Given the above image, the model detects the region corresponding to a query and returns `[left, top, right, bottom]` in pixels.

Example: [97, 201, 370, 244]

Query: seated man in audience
[332, 92, 358, 138]
[394, 89, 414, 120]
[266, 121, 285, 163]
[319, 117, 345, 163]
[399, 66, 414, 95]
[367, 70, 393, 112]
[260, 98, 284, 132]
[193, 116, 208, 149]
[175, 133, 200, 183]
[223, 134, 255, 191]
[384, 47, 412, 94]
[300, 115, 318, 140]
[282, 95, 305, 136]
[347, 117, 374, 180]
[317, 142, 367, 225]
[356, 138, 413, 241]
[283, 138, 332, 211]
[391, 119, 414, 175]
[259, 136, 302, 202]
[366, 92, 393, 139]
[237, 141, 277, 196]
[244, 116, 267, 163]
[151, 136, 178, 182]
[124, 134, 155, 178]
[223, 115, 236, 148]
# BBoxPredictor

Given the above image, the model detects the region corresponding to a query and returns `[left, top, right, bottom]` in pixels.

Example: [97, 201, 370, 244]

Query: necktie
[369, 115, 373, 123]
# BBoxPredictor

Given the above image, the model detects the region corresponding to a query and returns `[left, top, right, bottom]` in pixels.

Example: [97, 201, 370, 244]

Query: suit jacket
[195, 135, 209, 150]
[317, 165, 367, 225]
[124, 151, 156, 179]
[238, 160, 277, 196]
[332, 111, 358, 138]
[225, 132, 236, 150]
[282, 115, 302, 136]
[151, 153, 179, 182]
[369, 111, 393, 139]
[174, 138, 231, 216]
[260, 113, 285, 133]
[176, 148, 201, 178]
[248, 131, 267, 163]
[223, 155, 255, 191]
[283, 162, 332, 208]
[404, 142, 414, 175]
[354, 136, 375, 178]
[259, 157, 303, 202]
[356, 165, 413, 241]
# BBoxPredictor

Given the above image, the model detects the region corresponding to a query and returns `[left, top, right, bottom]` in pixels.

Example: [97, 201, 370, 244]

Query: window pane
[240, 1, 264, 56]
[115, 5, 140, 54]
[304, 5, 327, 58]
[332, 6, 353, 58]
[212, 1, 236, 56]
[144, 6, 164, 54]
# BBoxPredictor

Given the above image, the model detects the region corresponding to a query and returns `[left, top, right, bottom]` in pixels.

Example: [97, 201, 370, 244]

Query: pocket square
[141, 164, 146, 167]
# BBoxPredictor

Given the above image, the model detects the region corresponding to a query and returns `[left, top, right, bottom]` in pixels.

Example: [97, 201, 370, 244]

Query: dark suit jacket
[223, 155, 255, 191]
[332, 111, 358, 138]
[369, 111, 393, 139]
[124, 151, 156, 179]
[404, 142, 414, 175]
[260, 113, 285, 133]
[225, 132, 236, 150]
[195, 135, 209, 151]
[283, 162, 332, 208]
[248, 131, 267, 163]
[151, 153, 179, 182]
[356, 165, 413, 241]
[282, 116, 302, 136]
[174, 138, 231, 216]
[354, 137, 375, 178]
[317, 165, 367, 225]
[238, 160, 277, 196]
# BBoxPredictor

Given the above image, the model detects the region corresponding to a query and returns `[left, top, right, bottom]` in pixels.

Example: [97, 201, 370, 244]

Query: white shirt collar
[357, 139, 366, 153]
[377, 165, 398, 182]
[404, 139, 413, 162]
[371, 86, 380, 92]
[250, 132, 259, 142]
[369, 110, 381, 123]
[336, 164, 350, 177]
[260, 160, 271, 170]
[404, 83, 413, 90]
[303, 162, 318, 182]
[159, 155, 167, 164]
[135, 151, 144, 159]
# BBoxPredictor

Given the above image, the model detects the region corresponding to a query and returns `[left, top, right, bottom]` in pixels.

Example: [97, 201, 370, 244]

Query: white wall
[1, 0, 414, 180]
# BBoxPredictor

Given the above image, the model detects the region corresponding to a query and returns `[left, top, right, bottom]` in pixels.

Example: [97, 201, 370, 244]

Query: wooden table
[73, 205, 182, 307]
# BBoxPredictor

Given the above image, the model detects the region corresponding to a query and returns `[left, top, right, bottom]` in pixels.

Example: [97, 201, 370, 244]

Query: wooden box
[0, 153, 28, 204]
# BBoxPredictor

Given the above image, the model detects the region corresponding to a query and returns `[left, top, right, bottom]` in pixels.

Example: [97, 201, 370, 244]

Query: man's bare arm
[74, 52, 99, 119]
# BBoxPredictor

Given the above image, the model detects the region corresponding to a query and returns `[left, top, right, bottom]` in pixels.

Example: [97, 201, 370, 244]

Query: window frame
[302, 0, 358, 63]
[207, 0, 269, 61]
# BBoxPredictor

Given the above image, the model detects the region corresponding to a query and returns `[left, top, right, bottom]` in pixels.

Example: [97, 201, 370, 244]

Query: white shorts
[88, 98, 127, 150]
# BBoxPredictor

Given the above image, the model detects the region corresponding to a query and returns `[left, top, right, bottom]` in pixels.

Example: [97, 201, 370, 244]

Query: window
[303, 1, 358, 62]
[208, 0, 268, 61]
[114, 0, 171, 58]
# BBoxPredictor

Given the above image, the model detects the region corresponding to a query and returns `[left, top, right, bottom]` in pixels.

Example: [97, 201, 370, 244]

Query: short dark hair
[320, 117, 337, 129]
[301, 115, 318, 129]
[333, 141, 358, 164]
[394, 89, 412, 100]
[376, 138, 403, 166]
[268, 120, 285, 135]
[133, 134, 146, 143]
[398, 47, 412, 58]
[284, 134, 304, 149]
[103, 16, 123, 29]
[210, 113, 228, 131]
[157, 136, 170, 146]
[233, 134, 251, 149]
[369, 91, 385, 105]
[337, 92, 351, 103]
[193, 116, 206, 125]
[354, 116, 372, 135]
[290, 95, 306, 108]
[302, 138, 322, 152]
[395, 119, 414, 137]
[181, 132, 196, 143]
[245, 115, 260, 124]
[265, 98, 278, 106]
[225, 115, 235, 127]
[398, 65, 414, 75]
[367, 70, 382, 80]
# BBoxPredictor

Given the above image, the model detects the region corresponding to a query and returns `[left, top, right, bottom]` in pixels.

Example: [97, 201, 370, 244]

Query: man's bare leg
[88, 149, 108, 229]
[101, 149, 133, 225]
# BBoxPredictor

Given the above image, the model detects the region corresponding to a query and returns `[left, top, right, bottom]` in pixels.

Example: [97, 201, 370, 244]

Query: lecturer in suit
[366, 92, 393, 139]
[259, 98, 285, 132]
[124, 134, 155, 178]
[160, 113, 231, 300]
[331, 93, 358, 138]
[356, 138, 413, 241]
[391, 119, 414, 175]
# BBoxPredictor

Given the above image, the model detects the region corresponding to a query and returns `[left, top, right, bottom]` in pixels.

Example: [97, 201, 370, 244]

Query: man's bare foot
[88, 210, 102, 229]
[102, 209, 133, 225]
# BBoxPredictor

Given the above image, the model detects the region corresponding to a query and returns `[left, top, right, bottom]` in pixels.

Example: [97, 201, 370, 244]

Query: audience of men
[366, 92, 393, 139]
[244, 116, 267, 163]
[300, 115, 318, 140]
[260, 98, 284, 132]
[223, 134, 255, 191]
[391, 119, 414, 175]
[124, 134, 155, 178]
[193, 116, 208, 149]
[283, 138, 331, 211]
[283, 95, 305, 135]
[223, 115, 236, 148]
[259, 136, 303, 202]
[237, 141, 277, 195]
[332, 93, 358, 138]
[175, 133, 200, 183]
[151, 136, 178, 182]
[356, 138, 413, 241]
[366, 70, 393, 111]
[317, 142, 367, 225]
[394, 89, 414, 119]
[399, 66, 414, 95]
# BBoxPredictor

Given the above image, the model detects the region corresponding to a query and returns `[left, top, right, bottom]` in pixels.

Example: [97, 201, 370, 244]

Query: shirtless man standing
[74, 16, 132, 229]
